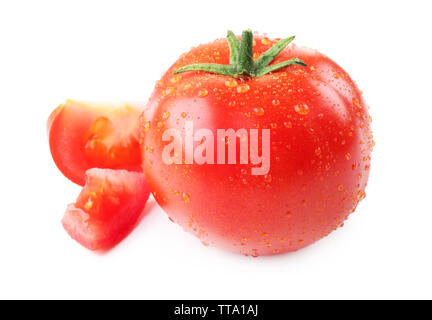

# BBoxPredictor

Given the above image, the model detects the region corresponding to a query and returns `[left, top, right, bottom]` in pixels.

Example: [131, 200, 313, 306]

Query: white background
[1, 0, 431, 299]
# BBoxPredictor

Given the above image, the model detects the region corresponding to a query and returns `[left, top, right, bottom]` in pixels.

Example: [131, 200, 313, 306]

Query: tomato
[62, 168, 150, 250]
[141, 30, 373, 256]
[47, 100, 143, 186]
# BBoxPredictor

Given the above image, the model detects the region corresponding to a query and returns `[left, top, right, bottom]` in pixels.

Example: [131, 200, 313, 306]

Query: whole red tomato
[141, 30, 373, 256]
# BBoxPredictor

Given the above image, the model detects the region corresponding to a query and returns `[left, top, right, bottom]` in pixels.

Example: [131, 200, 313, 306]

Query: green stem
[174, 64, 235, 77]
[254, 36, 296, 70]
[255, 58, 306, 77]
[226, 30, 240, 65]
[174, 29, 306, 78]
[237, 29, 255, 76]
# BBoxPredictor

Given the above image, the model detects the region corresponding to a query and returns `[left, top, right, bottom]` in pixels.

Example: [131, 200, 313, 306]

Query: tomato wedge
[47, 100, 144, 186]
[62, 168, 150, 250]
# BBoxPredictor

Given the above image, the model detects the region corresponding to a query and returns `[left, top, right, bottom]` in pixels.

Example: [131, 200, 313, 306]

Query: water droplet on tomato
[294, 104, 310, 115]
[272, 99, 280, 106]
[164, 87, 175, 95]
[170, 75, 182, 84]
[182, 192, 190, 203]
[225, 79, 238, 88]
[237, 83, 250, 93]
[162, 111, 170, 119]
[352, 98, 363, 109]
[283, 121, 292, 128]
[261, 38, 271, 45]
[253, 107, 265, 116]
[357, 190, 365, 200]
[198, 89, 208, 98]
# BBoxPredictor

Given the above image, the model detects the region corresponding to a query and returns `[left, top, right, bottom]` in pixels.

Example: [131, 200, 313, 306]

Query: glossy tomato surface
[48, 100, 143, 186]
[62, 168, 150, 250]
[141, 35, 373, 256]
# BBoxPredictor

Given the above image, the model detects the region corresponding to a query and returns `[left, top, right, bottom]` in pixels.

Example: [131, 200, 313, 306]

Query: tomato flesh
[48, 100, 143, 186]
[62, 168, 150, 250]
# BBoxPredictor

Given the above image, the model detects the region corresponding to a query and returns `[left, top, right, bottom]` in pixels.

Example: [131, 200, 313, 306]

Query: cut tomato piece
[47, 100, 144, 186]
[62, 168, 150, 250]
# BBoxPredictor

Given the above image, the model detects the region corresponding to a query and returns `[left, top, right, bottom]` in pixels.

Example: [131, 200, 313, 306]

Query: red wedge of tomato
[47, 100, 144, 186]
[62, 168, 150, 250]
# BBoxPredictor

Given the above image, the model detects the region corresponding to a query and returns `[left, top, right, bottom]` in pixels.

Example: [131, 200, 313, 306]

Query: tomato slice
[47, 100, 144, 186]
[62, 168, 150, 250]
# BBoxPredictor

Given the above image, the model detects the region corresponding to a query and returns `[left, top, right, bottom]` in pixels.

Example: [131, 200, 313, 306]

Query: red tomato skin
[141, 36, 373, 256]
[48, 101, 143, 186]
[62, 168, 150, 250]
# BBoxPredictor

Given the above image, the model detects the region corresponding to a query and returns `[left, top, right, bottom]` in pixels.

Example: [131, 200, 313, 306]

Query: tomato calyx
[174, 29, 307, 78]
